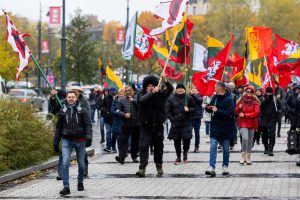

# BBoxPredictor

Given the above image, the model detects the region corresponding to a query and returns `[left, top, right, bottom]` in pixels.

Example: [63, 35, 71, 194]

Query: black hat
[142, 75, 159, 90]
[176, 83, 185, 90]
[265, 87, 273, 93]
[294, 85, 300, 90]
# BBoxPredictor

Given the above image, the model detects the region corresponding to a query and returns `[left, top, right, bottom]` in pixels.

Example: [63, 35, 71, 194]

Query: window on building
[193, 6, 196, 15]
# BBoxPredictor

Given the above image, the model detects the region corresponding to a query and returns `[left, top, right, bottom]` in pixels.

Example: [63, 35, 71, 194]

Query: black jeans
[253, 126, 263, 144]
[275, 114, 282, 135]
[118, 126, 140, 160]
[174, 138, 191, 159]
[139, 125, 164, 169]
[261, 125, 276, 151]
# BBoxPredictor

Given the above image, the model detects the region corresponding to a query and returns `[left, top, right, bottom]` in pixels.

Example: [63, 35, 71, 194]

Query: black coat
[138, 81, 173, 127]
[53, 101, 92, 146]
[101, 95, 114, 124]
[260, 95, 282, 128]
[208, 91, 235, 141]
[189, 94, 203, 120]
[166, 93, 196, 140]
[118, 95, 139, 127]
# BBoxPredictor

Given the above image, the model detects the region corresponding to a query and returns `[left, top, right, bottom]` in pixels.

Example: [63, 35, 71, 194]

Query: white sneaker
[222, 166, 229, 175]
[205, 166, 216, 177]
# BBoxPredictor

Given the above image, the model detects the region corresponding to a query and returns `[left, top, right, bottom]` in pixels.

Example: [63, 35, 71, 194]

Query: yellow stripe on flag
[207, 36, 224, 48]
[106, 65, 123, 89]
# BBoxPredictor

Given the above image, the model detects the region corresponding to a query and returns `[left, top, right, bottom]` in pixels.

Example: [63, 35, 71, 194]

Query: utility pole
[37, 2, 42, 88]
[125, 0, 129, 84]
[61, 0, 66, 90]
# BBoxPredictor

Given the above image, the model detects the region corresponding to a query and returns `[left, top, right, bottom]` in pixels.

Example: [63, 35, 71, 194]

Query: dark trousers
[261, 125, 276, 152]
[275, 114, 282, 136]
[139, 125, 164, 169]
[118, 126, 140, 160]
[253, 126, 262, 144]
[174, 138, 191, 159]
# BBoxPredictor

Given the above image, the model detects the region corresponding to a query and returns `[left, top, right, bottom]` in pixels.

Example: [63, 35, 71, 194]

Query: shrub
[0, 99, 55, 172]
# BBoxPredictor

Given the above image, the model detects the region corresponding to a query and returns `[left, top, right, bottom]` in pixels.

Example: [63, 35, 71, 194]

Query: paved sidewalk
[0, 121, 299, 199]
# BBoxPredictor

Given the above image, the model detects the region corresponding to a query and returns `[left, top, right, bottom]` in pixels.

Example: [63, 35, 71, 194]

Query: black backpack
[286, 130, 300, 155]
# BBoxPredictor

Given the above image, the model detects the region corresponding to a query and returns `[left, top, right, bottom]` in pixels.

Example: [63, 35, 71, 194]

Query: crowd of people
[48, 75, 300, 195]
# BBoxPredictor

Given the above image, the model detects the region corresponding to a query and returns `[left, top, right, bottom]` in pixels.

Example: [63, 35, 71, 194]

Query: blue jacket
[208, 91, 235, 141]
[111, 96, 123, 133]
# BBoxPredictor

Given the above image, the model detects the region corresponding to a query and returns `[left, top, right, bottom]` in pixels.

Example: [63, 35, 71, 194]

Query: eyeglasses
[125, 90, 132, 92]
[246, 90, 253, 94]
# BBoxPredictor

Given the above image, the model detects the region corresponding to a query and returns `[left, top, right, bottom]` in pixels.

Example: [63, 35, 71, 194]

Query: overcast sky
[1, 0, 161, 25]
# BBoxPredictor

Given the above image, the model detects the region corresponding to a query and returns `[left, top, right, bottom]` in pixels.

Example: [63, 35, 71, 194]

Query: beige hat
[69, 85, 84, 92]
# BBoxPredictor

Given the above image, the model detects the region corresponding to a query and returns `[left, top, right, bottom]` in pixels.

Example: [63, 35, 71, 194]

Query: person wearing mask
[235, 86, 260, 165]
[204, 82, 235, 176]
[260, 87, 282, 156]
[190, 87, 203, 153]
[115, 85, 140, 164]
[53, 90, 92, 195]
[166, 83, 196, 165]
[253, 88, 264, 146]
[135, 75, 173, 177]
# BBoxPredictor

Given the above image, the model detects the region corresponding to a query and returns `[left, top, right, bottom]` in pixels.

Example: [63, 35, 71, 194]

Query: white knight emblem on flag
[281, 42, 299, 56]
[206, 60, 221, 80]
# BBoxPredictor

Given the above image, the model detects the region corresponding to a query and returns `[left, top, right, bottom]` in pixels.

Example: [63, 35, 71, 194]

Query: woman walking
[235, 86, 260, 165]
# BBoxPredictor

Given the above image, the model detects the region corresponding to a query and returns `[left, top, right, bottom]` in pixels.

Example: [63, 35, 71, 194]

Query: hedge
[0, 99, 55, 172]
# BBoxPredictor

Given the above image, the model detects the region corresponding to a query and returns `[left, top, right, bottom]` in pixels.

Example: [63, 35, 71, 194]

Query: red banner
[41, 40, 49, 53]
[49, 7, 61, 27]
[116, 28, 125, 45]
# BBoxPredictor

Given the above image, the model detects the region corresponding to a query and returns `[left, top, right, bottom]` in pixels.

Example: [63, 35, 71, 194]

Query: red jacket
[235, 96, 260, 129]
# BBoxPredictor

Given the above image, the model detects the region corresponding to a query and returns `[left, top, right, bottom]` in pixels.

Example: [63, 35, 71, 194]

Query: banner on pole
[49, 7, 61, 28]
[116, 28, 125, 45]
[41, 40, 49, 53]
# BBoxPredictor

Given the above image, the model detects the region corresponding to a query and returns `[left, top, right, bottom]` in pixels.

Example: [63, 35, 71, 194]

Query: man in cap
[135, 75, 173, 177]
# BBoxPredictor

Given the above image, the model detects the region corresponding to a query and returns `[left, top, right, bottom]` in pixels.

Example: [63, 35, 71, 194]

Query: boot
[59, 187, 70, 195]
[268, 144, 274, 156]
[78, 183, 84, 191]
[263, 145, 268, 154]
[239, 152, 246, 165]
[183, 152, 188, 163]
[156, 164, 164, 176]
[246, 153, 252, 165]
[135, 168, 146, 177]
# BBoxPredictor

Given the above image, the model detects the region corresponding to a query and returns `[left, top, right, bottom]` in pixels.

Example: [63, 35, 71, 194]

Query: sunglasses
[246, 90, 253, 94]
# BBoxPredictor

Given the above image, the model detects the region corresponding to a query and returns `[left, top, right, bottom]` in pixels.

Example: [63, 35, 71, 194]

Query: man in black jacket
[135, 75, 173, 177]
[53, 91, 92, 195]
[115, 85, 140, 164]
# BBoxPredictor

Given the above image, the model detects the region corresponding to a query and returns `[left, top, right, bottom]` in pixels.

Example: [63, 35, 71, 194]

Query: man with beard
[135, 75, 173, 177]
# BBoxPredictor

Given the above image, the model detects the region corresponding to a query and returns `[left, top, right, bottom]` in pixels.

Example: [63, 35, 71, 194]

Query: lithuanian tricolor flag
[207, 36, 224, 61]
[104, 65, 123, 89]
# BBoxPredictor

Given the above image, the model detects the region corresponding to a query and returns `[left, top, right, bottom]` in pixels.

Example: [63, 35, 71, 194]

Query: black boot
[136, 168, 146, 177]
[156, 164, 164, 176]
[78, 183, 84, 191]
[268, 144, 274, 156]
[60, 187, 70, 195]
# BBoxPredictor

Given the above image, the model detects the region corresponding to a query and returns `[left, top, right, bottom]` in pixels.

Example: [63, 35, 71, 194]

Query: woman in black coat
[166, 83, 196, 164]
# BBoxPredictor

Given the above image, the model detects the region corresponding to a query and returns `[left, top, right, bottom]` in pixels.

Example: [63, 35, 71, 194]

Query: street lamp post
[125, 0, 130, 84]
[37, 2, 42, 88]
[61, 0, 66, 90]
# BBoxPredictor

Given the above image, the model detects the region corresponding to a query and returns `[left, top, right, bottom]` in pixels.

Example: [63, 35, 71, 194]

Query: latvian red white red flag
[4, 11, 31, 80]
[150, 0, 188, 36]
[192, 35, 234, 96]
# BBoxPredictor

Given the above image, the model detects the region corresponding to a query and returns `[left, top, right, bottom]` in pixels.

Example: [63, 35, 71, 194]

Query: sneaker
[100, 139, 105, 144]
[263, 150, 268, 154]
[115, 156, 125, 164]
[222, 166, 229, 175]
[78, 183, 84, 191]
[183, 153, 188, 163]
[135, 168, 146, 177]
[59, 187, 70, 195]
[205, 167, 216, 177]
[193, 147, 199, 153]
[83, 173, 89, 178]
[268, 151, 274, 156]
[56, 176, 62, 181]
[174, 158, 181, 165]
[103, 148, 112, 152]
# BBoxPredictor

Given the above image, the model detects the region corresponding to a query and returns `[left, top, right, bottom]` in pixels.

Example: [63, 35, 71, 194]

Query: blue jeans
[205, 121, 211, 136]
[209, 138, 230, 169]
[105, 123, 113, 149]
[62, 139, 86, 188]
[58, 152, 63, 177]
[99, 116, 105, 142]
[192, 119, 201, 147]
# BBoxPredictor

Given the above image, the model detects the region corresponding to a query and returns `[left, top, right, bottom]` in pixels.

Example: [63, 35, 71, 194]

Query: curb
[0, 148, 95, 184]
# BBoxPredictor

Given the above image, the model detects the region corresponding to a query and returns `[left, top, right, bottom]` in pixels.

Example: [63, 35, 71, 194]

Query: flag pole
[30, 54, 63, 108]
[184, 14, 188, 106]
[131, 12, 138, 85]
[158, 22, 182, 86]
[264, 55, 277, 111]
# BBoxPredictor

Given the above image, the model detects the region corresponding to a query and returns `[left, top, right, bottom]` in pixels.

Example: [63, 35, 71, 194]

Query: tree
[256, 0, 300, 42]
[66, 9, 98, 84]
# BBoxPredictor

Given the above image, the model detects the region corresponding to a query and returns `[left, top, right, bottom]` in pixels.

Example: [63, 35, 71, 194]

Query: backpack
[286, 130, 300, 155]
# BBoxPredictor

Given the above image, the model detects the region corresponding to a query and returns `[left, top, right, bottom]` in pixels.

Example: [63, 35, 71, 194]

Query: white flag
[150, 0, 188, 36]
[192, 43, 207, 72]
[121, 13, 137, 60]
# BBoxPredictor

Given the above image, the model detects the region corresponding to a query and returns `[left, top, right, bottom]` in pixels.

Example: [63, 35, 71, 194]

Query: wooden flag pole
[30, 54, 63, 108]
[157, 24, 181, 86]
